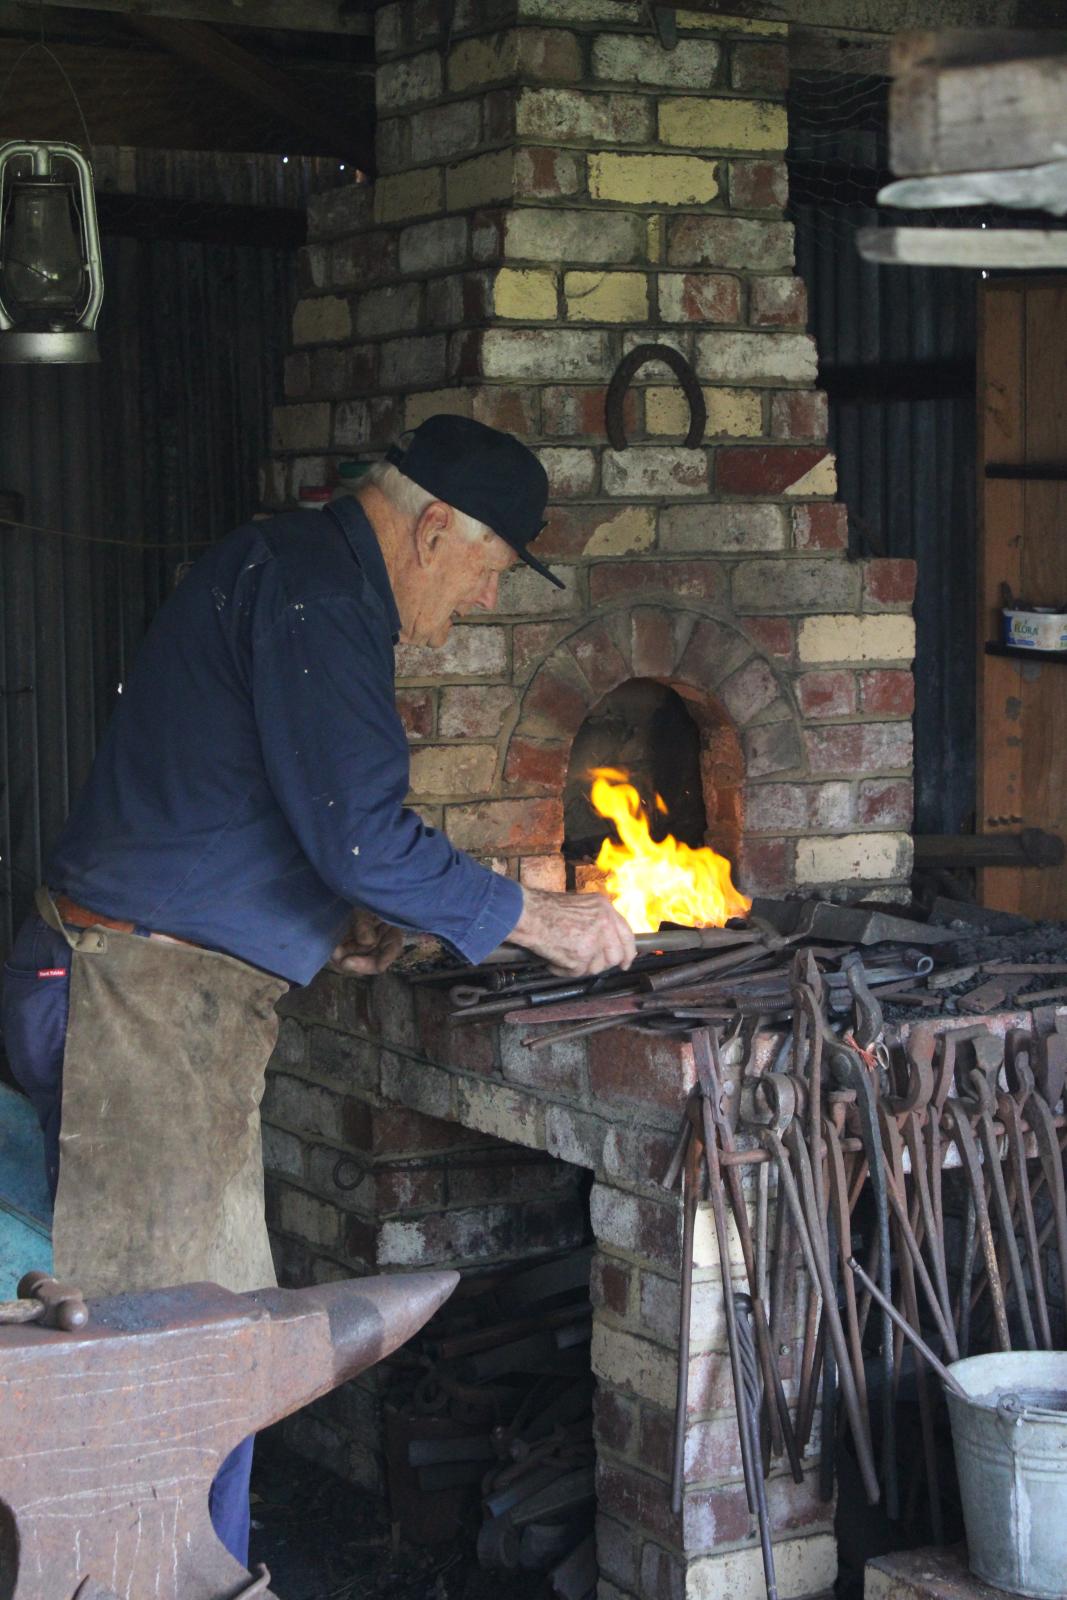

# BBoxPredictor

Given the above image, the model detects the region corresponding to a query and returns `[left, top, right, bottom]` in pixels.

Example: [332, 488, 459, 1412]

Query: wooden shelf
[985, 463, 1067, 481]
[986, 641, 1067, 664]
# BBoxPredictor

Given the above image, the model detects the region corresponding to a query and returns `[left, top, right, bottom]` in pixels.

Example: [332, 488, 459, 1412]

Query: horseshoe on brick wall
[605, 342, 707, 450]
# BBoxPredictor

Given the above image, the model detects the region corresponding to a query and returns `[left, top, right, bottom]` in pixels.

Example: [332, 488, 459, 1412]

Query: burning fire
[589, 767, 750, 934]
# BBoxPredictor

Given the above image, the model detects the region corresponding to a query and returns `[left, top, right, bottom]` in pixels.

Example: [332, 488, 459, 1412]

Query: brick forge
[261, 5, 922, 1597]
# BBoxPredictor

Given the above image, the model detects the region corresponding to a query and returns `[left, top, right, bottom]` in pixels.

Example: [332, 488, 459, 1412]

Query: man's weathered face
[401, 511, 519, 648]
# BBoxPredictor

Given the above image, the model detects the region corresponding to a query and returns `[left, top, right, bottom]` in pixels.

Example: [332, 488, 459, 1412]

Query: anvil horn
[250, 1272, 460, 1427]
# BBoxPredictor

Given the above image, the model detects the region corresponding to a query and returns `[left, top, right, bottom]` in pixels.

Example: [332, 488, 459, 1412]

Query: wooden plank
[127, 14, 374, 171]
[890, 52, 1067, 175]
[5, 0, 373, 33]
[891, 29, 1067, 74]
[1017, 282, 1067, 917]
[857, 228, 1067, 269]
[878, 161, 1067, 217]
[978, 280, 1025, 914]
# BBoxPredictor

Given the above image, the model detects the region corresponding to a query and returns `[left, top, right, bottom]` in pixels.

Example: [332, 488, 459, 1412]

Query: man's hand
[507, 886, 637, 978]
[330, 909, 405, 976]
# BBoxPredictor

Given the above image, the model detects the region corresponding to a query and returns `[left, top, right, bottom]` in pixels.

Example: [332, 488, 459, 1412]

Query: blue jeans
[2, 911, 255, 1567]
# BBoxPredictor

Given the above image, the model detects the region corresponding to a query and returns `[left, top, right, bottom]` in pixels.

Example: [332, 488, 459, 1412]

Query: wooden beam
[127, 14, 374, 172]
[10, 0, 372, 34]
[890, 42, 1067, 176]
[857, 226, 1067, 268]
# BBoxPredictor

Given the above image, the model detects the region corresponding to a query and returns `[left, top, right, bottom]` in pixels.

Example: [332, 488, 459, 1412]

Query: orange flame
[590, 767, 751, 934]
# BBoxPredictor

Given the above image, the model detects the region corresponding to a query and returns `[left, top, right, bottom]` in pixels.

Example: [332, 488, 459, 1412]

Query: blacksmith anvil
[0, 1271, 458, 1599]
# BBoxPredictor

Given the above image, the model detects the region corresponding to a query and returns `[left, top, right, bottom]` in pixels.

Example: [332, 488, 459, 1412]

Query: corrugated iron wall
[789, 72, 979, 840]
[0, 231, 295, 952]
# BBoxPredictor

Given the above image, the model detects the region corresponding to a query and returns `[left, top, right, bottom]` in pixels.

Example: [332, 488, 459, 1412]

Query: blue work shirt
[46, 497, 523, 984]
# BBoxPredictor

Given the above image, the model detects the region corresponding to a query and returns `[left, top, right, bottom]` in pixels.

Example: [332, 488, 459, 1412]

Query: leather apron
[36, 888, 288, 1298]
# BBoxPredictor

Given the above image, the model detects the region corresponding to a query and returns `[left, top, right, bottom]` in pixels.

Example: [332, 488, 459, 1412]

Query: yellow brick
[374, 168, 442, 224]
[589, 151, 718, 206]
[796, 833, 912, 885]
[797, 615, 916, 665]
[687, 1537, 836, 1600]
[591, 1323, 676, 1409]
[659, 96, 788, 152]
[404, 388, 473, 429]
[446, 149, 514, 212]
[564, 270, 648, 322]
[646, 214, 664, 262]
[292, 295, 351, 345]
[676, 9, 786, 34]
[786, 453, 837, 495]
[584, 506, 655, 556]
[447, 31, 517, 93]
[646, 385, 762, 438]
[494, 267, 558, 320]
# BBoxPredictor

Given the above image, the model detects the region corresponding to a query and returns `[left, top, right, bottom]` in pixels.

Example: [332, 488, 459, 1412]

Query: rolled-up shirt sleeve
[251, 594, 523, 963]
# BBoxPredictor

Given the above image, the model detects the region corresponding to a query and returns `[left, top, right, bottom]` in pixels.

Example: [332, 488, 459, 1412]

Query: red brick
[536, 503, 600, 558]
[750, 275, 808, 329]
[638, 1405, 674, 1477]
[631, 607, 679, 677]
[590, 560, 723, 607]
[512, 620, 573, 679]
[857, 778, 913, 827]
[567, 617, 629, 695]
[541, 384, 623, 438]
[330, 231, 398, 289]
[716, 447, 829, 496]
[729, 158, 789, 211]
[515, 146, 577, 198]
[677, 616, 750, 686]
[462, 272, 493, 322]
[736, 835, 795, 894]
[484, 88, 515, 144]
[743, 616, 793, 660]
[439, 683, 515, 738]
[792, 501, 847, 550]
[864, 557, 917, 606]
[588, 1029, 696, 1115]
[596, 1461, 681, 1545]
[796, 670, 856, 719]
[370, 1103, 474, 1156]
[471, 207, 506, 264]
[414, 986, 499, 1074]
[730, 39, 789, 93]
[395, 688, 434, 738]
[594, 1388, 638, 1456]
[591, 1255, 631, 1316]
[770, 388, 828, 441]
[445, 797, 564, 852]
[859, 669, 915, 716]
[374, 1165, 447, 1212]
[804, 722, 912, 774]
[640, 1543, 686, 1600]
[503, 737, 569, 791]
[682, 1414, 745, 1480]
[471, 385, 539, 435]
[520, 659, 592, 736]
[660, 272, 742, 324]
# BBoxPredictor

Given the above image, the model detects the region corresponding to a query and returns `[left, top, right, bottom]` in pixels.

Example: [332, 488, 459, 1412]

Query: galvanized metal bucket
[946, 1351, 1067, 1599]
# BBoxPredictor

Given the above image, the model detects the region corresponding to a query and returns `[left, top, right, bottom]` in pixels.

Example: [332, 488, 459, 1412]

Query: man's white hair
[361, 460, 491, 544]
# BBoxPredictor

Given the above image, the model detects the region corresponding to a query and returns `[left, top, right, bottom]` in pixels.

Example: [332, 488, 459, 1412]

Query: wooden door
[978, 278, 1067, 915]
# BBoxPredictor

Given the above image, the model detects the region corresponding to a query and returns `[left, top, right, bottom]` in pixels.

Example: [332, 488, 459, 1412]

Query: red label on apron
[37, 967, 68, 978]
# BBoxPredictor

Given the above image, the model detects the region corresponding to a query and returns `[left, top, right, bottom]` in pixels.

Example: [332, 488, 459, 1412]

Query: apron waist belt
[53, 893, 200, 949]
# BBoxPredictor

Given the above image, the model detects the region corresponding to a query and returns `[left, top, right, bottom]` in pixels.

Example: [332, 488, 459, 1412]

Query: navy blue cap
[385, 414, 563, 589]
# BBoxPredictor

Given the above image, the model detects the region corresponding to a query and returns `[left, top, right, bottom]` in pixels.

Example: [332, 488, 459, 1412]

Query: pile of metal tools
[432, 901, 942, 1049]
[384, 1251, 596, 1599]
[429, 896, 1067, 1045]
[660, 963, 1067, 1600]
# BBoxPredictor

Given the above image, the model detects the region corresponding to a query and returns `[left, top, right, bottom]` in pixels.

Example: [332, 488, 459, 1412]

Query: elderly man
[1, 414, 634, 1563]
